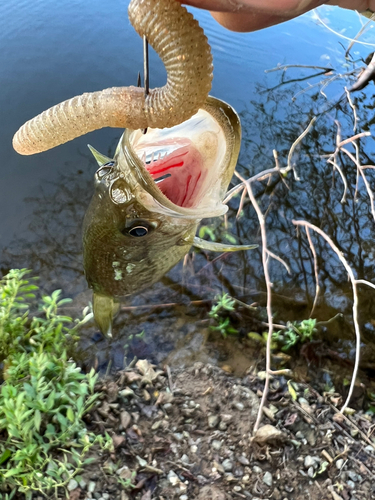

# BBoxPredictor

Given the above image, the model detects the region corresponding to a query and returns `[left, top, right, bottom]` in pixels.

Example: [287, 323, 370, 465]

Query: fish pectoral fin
[193, 236, 258, 252]
[88, 144, 113, 166]
[93, 293, 120, 338]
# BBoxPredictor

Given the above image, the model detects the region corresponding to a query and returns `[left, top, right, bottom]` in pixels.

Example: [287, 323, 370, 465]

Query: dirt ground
[56, 358, 375, 500]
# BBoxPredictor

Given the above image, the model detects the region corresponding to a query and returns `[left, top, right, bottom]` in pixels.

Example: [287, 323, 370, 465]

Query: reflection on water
[2, 3, 375, 375]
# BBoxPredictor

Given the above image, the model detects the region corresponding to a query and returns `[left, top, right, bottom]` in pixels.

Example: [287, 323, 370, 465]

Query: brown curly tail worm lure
[13, 0, 213, 155]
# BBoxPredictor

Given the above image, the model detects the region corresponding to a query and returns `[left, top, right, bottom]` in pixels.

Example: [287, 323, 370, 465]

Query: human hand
[180, 0, 375, 32]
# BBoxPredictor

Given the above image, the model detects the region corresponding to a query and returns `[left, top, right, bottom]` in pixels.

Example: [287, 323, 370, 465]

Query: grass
[0, 269, 111, 499]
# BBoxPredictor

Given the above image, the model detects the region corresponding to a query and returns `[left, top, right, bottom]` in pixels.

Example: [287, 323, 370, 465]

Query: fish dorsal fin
[193, 236, 258, 252]
[88, 144, 113, 166]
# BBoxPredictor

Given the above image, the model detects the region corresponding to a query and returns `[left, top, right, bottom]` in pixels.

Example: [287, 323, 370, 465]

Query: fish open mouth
[128, 108, 229, 211]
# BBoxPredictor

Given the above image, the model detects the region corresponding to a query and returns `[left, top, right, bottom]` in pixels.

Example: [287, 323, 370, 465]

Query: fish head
[83, 97, 242, 334]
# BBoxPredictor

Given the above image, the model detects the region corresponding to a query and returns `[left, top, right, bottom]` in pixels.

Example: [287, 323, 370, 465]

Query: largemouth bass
[84, 97, 257, 335]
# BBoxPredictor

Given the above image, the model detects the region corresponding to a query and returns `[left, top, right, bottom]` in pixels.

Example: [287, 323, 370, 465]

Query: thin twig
[305, 227, 320, 317]
[314, 9, 375, 48]
[287, 117, 317, 180]
[265, 64, 333, 73]
[292, 220, 362, 413]
[236, 175, 273, 433]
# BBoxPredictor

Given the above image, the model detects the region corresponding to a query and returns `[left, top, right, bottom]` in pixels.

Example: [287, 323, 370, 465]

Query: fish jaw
[82, 161, 199, 299]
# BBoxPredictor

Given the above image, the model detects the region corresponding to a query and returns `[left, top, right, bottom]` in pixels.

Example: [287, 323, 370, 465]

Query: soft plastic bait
[13, 0, 213, 155]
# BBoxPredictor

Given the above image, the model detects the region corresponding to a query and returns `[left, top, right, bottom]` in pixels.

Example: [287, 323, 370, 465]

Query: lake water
[1, 1, 375, 377]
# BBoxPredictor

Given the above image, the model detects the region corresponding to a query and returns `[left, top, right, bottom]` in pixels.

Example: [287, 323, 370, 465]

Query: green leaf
[0, 449, 12, 465]
[67, 407, 75, 423]
[34, 410, 41, 432]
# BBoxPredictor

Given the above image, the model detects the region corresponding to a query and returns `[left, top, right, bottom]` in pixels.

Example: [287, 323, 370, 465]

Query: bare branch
[287, 117, 317, 180]
[314, 9, 375, 48]
[292, 219, 362, 413]
[305, 227, 321, 318]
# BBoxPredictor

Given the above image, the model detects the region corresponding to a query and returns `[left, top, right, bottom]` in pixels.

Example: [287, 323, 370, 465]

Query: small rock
[220, 413, 233, 423]
[218, 422, 227, 431]
[336, 459, 344, 469]
[79, 479, 87, 490]
[163, 403, 173, 413]
[307, 466, 315, 478]
[120, 410, 132, 429]
[67, 479, 78, 491]
[211, 440, 223, 450]
[88, 481, 96, 493]
[208, 415, 220, 428]
[263, 471, 273, 487]
[347, 480, 355, 489]
[222, 459, 233, 472]
[347, 471, 361, 482]
[253, 425, 286, 444]
[304, 455, 319, 469]
[238, 455, 250, 465]
[181, 454, 190, 464]
[253, 466, 262, 474]
[233, 485, 242, 492]
[168, 470, 180, 486]
[234, 402, 244, 411]
[180, 496, 188, 500]
[102, 494, 110, 500]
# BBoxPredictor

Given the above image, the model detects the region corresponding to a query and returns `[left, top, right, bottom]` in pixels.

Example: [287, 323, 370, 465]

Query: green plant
[209, 293, 238, 338]
[273, 318, 317, 351]
[0, 269, 109, 498]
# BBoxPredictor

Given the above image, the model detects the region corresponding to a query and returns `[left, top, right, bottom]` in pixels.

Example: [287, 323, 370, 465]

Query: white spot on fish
[126, 263, 135, 273]
[114, 269, 123, 281]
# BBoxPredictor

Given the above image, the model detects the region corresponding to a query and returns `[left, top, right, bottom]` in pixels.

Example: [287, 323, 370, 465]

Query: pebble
[238, 455, 249, 465]
[304, 455, 319, 469]
[168, 470, 180, 486]
[88, 481, 96, 493]
[163, 403, 173, 413]
[234, 402, 245, 411]
[219, 422, 227, 431]
[67, 479, 78, 491]
[336, 459, 344, 469]
[307, 466, 315, 478]
[233, 486, 242, 492]
[348, 471, 361, 482]
[222, 459, 233, 472]
[220, 413, 233, 422]
[102, 494, 110, 500]
[180, 496, 188, 500]
[173, 433, 184, 441]
[181, 454, 190, 464]
[347, 480, 355, 489]
[212, 440, 223, 450]
[263, 471, 273, 487]
[208, 415, 220, 428]
[190, 445, 198, 453]
[79, 479, 87, 490]
[253, 466, 262, 474]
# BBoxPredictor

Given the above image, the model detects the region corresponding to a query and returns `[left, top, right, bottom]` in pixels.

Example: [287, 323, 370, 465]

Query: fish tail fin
[93, 293, 120, 337]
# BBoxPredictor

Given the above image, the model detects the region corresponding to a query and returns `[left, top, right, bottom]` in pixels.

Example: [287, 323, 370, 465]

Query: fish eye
[129, 226, 148, 237]
[121, 220, 155, 238]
